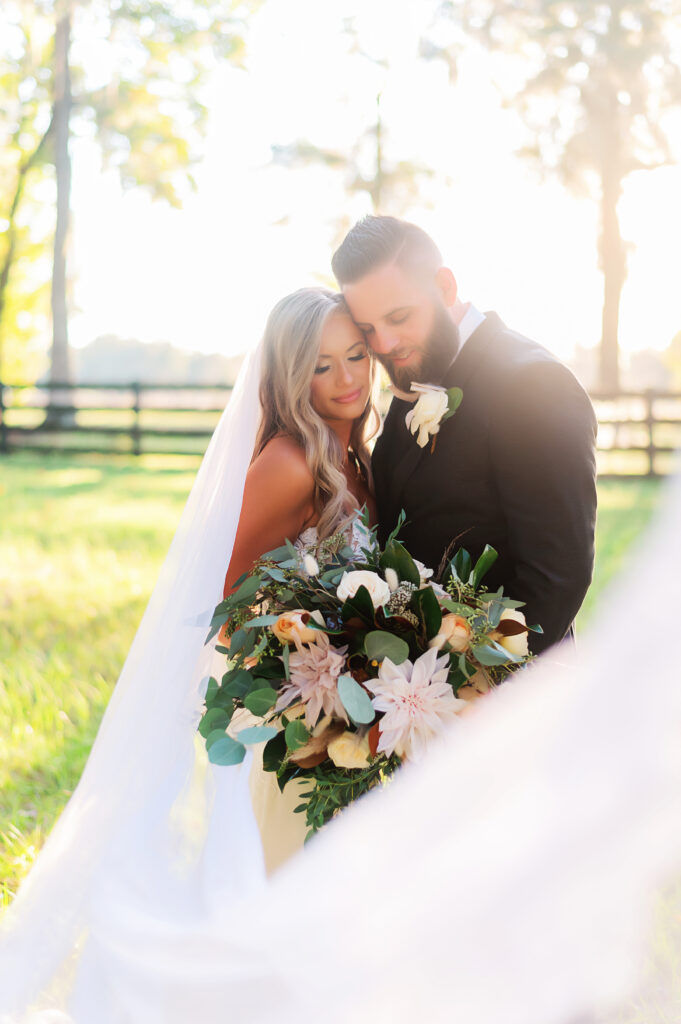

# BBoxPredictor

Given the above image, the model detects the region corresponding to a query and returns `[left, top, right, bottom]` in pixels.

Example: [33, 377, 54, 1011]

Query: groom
[332, 216, 597, 654]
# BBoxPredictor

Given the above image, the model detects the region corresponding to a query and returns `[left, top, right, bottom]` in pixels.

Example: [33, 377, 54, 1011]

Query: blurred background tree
[0, 0, 255, 414]
[446, 0, 681, 391]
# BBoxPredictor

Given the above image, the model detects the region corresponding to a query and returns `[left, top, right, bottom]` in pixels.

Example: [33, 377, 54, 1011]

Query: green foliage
[0, 0, 257, 379]
[364, 630, 410, 665]
[337, 674, 375, 726]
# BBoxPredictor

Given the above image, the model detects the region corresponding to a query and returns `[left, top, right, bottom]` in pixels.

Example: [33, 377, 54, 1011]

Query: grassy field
[0, 453, 664, 902]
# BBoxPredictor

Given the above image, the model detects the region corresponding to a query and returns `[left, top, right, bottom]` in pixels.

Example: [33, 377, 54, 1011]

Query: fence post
[645, 389, 656, 478]
[0, 381, 7, 454]
[131, 383, 141, 456]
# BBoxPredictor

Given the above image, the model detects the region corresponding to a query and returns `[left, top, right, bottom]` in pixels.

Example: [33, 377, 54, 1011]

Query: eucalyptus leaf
[439, 599, 474, 618]
[223, 669, 254, 698]
[265, 567, 287, 583]
[228, 629, 247, 654]
[198, 706, 232, 738]
[472, 642, 522, 667]
[260, 544, 291, 562]
[285, 719, 310, 752]
[237, 725, 279, 745]
[243, 614, 280, 629]
[365, 630, 410, 665]
[337, 674, 375, 725]
[243, 687, 278, 716]
[229, 574, 264, 607]
[204, 676, 218, 703]
[207, 735, 246, 766]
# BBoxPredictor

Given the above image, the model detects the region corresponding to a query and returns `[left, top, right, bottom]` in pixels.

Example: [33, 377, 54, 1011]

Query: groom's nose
[370, 327, 400, 356]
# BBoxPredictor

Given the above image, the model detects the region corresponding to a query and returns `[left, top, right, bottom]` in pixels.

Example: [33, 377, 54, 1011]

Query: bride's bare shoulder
[249, 435, 314, 492]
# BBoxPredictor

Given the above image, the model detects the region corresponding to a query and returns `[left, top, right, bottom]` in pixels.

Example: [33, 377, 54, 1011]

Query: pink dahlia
[276, 633, 349, 729]
[366, 647, 466, 761]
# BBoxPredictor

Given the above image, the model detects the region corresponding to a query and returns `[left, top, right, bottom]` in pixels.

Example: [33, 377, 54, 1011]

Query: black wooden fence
[1, 381, 680, 477]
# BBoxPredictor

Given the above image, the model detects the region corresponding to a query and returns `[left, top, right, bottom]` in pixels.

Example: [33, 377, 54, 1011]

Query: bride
[0, 285, 380, 1017]
[222, 286, 379, 873]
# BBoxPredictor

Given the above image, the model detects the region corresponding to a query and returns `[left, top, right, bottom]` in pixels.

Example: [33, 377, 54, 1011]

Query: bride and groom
[0, 214, 598, 1019]
[227, 215, 597, 650]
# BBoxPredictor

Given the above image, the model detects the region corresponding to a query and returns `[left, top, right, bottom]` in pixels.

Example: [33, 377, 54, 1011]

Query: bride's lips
[334, 387, 363, 404]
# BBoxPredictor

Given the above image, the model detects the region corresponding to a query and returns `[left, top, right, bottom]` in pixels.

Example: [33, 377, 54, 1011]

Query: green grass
[0, 456, 664, 902]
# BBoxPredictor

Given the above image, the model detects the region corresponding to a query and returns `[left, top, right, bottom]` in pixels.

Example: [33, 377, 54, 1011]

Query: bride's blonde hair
[255, 287, 380, 540]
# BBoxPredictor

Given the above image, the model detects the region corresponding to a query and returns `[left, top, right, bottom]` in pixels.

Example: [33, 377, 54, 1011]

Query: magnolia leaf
[338, 674, 375, 725]
[450, 548, 472, 584]
[379, 540, 420, 587]
[262, 730, 287, 772]
[237, 725, 279, 745]
[471, 545, 498, 588]
[494, 619, 528, 637]
[364, 631, 410, 665]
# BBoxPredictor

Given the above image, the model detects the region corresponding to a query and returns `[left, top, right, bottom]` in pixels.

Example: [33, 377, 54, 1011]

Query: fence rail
[1, 381, 680, 476]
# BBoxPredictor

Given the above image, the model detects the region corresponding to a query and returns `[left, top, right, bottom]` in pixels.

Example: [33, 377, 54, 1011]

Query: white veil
[0, 340, 267, 1015]
[2, 334, 681, 1022]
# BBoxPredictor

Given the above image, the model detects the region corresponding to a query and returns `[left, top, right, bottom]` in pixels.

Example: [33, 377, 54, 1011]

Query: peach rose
[271, 609, 321, 647]
[429, 613, 472, 653]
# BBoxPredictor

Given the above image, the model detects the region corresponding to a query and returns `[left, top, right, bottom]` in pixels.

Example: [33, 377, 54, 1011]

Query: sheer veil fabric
[2, 334, 681, 1021]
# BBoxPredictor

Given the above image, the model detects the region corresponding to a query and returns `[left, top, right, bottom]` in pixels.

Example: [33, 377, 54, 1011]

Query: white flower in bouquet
[405, 386, 449, 448]
[327, 730, 371, 769]
[413, 559, 434, 586]
[337, 570, 391, 610]
[366, 647, 467, 761]
[494, 609, 529, 658]
[275, 633, 349, 729]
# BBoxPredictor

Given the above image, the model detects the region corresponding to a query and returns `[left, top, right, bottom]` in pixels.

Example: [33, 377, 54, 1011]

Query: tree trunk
[47, 3, 74, 426]
[597, 111, 626, 393]
[0, 120, 54, 382]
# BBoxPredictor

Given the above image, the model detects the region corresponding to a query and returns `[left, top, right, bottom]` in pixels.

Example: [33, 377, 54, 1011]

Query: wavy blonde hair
[255, 287, 380, 540]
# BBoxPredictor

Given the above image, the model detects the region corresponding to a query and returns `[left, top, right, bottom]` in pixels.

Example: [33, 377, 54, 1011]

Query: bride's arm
[223, 436, 315, 596]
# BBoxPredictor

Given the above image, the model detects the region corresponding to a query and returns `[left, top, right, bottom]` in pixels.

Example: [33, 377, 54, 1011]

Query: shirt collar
[457, 303, 486, 349]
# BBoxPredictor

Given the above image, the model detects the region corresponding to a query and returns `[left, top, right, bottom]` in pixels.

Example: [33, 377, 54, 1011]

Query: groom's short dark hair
[332, 216, 442, 285]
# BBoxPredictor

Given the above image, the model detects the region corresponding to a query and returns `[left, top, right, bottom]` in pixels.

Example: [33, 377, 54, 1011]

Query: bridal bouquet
[200, 512, 541, 837]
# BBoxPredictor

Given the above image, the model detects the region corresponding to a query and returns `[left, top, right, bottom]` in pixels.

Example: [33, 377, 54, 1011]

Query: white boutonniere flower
[404, 383, 463, 451]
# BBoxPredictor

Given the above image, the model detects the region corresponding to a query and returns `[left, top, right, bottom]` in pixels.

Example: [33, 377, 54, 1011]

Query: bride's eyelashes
[313, 352, 368, 375]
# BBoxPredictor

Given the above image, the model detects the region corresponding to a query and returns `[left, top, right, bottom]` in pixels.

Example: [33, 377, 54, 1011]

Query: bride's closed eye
[314, 351, 368, 374]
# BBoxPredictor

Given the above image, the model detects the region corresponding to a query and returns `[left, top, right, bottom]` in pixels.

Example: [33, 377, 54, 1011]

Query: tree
[446, 0, 681, 390]
[269, 18, 454, 245]
[1, 0, 255, 410]
[0, 5, 54, 383]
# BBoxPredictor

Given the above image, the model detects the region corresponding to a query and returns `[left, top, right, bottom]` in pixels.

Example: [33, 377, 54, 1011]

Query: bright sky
[68, 0, 681, 364]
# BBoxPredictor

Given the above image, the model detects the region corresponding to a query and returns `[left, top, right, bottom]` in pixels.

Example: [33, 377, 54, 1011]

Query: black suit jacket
[372, 312, 598, 654]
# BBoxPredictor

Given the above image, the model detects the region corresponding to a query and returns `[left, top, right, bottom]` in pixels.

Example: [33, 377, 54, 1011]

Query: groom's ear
[435, 267, 458, 307]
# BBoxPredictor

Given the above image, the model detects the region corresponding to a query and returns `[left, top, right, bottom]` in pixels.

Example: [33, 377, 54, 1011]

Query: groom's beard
[379, 305, 461, 392]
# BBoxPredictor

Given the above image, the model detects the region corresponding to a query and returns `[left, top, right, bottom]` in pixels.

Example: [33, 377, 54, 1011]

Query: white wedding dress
[3, 338, 681, 1023]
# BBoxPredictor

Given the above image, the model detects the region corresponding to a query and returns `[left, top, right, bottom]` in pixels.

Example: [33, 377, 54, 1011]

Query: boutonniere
[403, 382, 463, 452]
